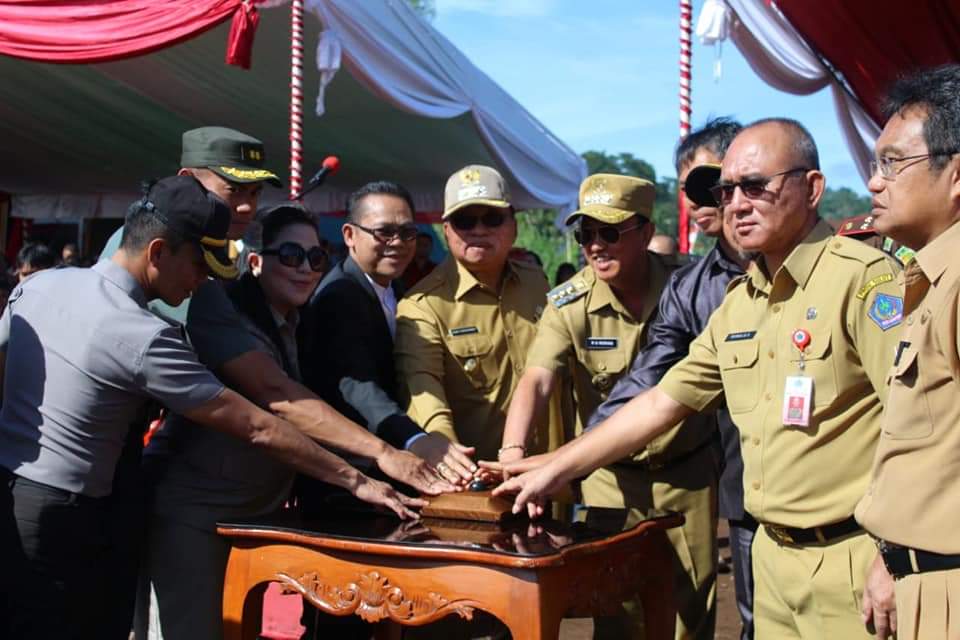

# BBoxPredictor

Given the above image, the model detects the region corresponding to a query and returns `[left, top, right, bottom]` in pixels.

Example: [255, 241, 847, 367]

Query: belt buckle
[767, 524, 794, 545]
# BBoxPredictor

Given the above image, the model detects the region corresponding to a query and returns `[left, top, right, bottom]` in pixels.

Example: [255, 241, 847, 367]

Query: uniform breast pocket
[718, 341, 760, 414]
[447, 335, 497, 391]
[883, 348, 933, 439]
[582, 350, 626, 396]
[789, 329, 838, 408]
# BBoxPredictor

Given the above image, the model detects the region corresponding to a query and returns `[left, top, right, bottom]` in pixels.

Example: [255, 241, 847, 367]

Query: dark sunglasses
[448, 211, 507, 231]
[709, 167, 809, 204]
[352, 223, 419, 243]
[260, 242, 328, 272]
[574, 221, 645, 246]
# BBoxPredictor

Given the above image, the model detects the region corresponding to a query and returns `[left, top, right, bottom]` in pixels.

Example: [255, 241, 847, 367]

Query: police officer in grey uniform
[0, 176, 423, 640]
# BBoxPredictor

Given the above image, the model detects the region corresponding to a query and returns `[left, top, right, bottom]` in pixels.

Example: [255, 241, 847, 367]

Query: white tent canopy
[695, 0, 879, 184]
[1, 0, 585, 220]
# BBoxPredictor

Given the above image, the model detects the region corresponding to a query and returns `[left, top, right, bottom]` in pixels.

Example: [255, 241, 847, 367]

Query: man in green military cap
[100, 129, 451, 639]
[500, 173, 716, 639]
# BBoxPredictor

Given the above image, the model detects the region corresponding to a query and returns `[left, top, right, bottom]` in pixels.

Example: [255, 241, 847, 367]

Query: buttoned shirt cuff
[404, 432, 429, 450]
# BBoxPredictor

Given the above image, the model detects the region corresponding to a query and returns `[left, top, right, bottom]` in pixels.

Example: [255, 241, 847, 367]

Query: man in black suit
[300, 181, 477, 496]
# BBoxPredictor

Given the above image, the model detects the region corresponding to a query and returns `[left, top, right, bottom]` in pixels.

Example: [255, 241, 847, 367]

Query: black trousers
[0, 470, 109, 639]
[0, 470, 143, 640]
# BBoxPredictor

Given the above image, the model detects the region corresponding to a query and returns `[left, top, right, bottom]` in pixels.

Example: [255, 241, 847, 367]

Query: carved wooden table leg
[222, 544, 273, 640]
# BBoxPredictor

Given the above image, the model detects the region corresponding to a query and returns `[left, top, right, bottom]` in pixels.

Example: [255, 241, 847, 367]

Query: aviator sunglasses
[574, 221, 645, 246]
[448, 211, 507, 231]
[709, 167, 809, 205]
[260, 242, 328, 272]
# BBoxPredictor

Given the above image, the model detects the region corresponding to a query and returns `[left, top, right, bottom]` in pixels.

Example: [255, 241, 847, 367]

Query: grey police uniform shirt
[100, 227, 258, 367]
[0, 261, 225, 497]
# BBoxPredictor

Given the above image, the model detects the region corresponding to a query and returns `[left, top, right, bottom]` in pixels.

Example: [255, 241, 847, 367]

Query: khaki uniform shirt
[660, 220, 903, 528]
[856, 220, 960, 553]
[524, 255, 704, 463]
[395, 256, 563, 461]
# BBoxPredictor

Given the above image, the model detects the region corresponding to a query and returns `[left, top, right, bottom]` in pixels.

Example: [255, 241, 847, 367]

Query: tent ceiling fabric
[776, 0, 960, 126]
[0, 2, 584, 219]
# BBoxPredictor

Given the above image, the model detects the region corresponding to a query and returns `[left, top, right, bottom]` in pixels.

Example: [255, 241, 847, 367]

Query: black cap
[683, 163, 722, 207]
[135, 176, 238, 279]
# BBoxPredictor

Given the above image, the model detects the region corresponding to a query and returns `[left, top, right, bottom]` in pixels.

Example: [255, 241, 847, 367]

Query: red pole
[678, 0, 693, 254]
[289, 0, 304, 199]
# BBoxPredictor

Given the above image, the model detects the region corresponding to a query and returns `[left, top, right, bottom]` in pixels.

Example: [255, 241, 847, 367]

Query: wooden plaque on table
[420, 490, 518, 523]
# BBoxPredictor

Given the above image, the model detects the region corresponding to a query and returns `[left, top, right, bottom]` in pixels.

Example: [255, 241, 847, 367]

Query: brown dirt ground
[558, 519, 742, 639]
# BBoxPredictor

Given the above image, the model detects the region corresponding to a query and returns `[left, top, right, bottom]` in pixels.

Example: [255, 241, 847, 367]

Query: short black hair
[417, 231, 433, 242]
[16, 243, 55, 270]
[346, 181, 416, 224]
[882, 64, 960, 172]
[119, 197, 189, 253]
[254, 204, 319, 250]
[744, 117, 820, 170]
[674, 117, 743, 172]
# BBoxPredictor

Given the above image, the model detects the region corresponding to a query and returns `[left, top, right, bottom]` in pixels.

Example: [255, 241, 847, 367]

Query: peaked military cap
[565, 173, 655, 225]
[181, 127, 282, 188]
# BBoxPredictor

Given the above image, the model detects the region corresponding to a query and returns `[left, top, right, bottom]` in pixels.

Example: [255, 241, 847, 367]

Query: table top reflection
[218, 499, 678, 561]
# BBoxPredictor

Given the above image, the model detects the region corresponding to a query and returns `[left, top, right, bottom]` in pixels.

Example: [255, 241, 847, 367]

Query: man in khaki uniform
[500, 174, 715, 639]
[496, 118, 904, 640]
[395, 164, 564, 468]
[856, 64, 960, 640]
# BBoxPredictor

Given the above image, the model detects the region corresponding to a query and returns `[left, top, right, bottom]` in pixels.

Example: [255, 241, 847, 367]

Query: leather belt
[879, 540, 960, 580]
[765, 516, 862, 546]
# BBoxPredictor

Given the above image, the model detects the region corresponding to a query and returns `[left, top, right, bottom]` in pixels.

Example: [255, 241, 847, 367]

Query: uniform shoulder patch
[868, 292, 903, 330]
[547, 278, 589, 308]
[855, 273, 895, 300]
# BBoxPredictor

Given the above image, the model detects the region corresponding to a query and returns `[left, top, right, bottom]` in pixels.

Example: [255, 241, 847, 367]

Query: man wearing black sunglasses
[300, 181, 479, 505]
[501, 172, 712, 638]
[495, 118, 904, 640]
[395, 165, 565, 468]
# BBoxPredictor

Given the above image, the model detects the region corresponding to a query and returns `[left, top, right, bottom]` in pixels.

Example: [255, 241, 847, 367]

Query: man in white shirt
[299, 181, 477, 506]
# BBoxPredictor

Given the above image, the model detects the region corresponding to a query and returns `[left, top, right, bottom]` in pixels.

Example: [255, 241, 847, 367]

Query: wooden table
[218, 505, 683, 640]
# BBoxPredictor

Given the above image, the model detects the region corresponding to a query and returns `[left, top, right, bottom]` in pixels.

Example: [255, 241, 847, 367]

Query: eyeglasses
[448, 211, 507, 231]
[870, 152, 958, 181]
[260, 242, 328, 272]
[709, 167, 809, 204]
[351, 223, 419, 243]
[574, 221, 645, 246]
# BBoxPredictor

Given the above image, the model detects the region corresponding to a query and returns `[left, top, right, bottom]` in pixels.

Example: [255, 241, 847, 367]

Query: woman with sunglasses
[139, 205, 347, 639]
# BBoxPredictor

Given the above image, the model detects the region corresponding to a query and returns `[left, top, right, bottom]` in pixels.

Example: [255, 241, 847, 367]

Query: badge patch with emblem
[450, 326, 479, 336]
[868, 293, 903, 330]
[724, 331, 757, 342]
[806, 307, 817, 320]
[586, 337, 618, 350]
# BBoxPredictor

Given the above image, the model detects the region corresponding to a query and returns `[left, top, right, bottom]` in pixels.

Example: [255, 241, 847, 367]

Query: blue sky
[432, 0, 867, 194]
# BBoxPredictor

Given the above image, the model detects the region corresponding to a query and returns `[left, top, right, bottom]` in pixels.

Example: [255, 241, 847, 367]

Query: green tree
[515, 208, 572, 285]
[818, 186, 871, 223]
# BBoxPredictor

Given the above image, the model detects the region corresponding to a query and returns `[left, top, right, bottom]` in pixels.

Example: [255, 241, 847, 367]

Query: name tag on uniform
[782, 376, 813, 428]
[450, 326, 479, 337]
[585, 337, 618, 350]
[725, 331, 757, 342]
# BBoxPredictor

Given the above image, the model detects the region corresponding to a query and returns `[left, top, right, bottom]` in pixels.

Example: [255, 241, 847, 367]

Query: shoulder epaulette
[836, 214, 877, 238]
[547, 278, 589, 308]
[828, 234, 887, 265]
